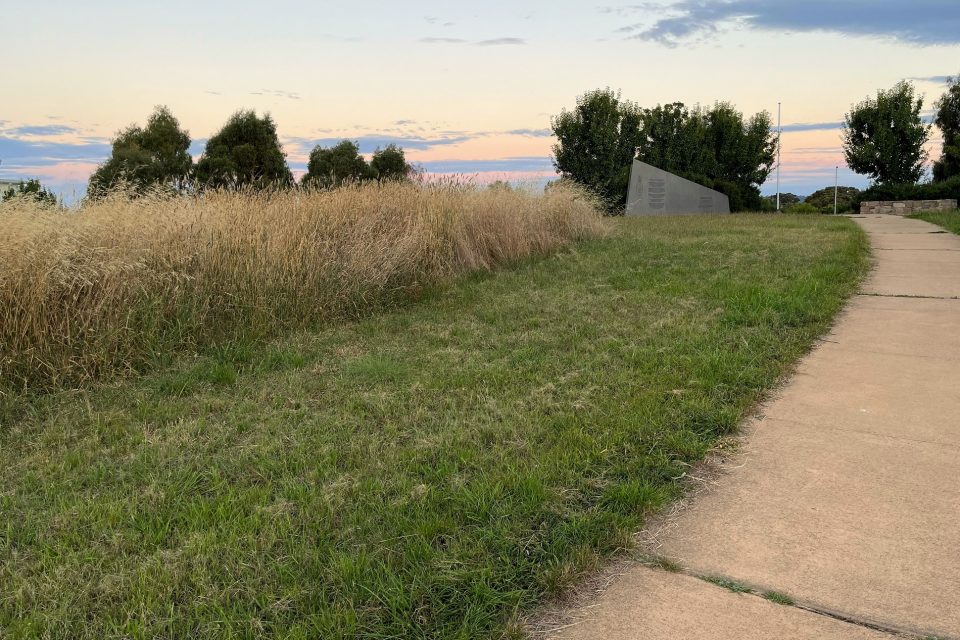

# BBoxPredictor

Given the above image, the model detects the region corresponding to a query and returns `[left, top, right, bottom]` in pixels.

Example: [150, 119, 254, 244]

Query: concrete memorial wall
[625, 160, 730, 216]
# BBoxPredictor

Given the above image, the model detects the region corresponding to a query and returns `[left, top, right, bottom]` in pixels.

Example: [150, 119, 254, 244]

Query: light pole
[776, 102, 782, 212]
[834, 166, 839, 215]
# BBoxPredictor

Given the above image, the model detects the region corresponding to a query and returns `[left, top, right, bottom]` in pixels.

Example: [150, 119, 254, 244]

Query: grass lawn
[0, 215, 868, 639]
[909, 209, 960, 234]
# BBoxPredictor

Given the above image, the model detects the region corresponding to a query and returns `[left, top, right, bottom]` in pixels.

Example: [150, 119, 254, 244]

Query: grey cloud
[626, 0, 960, 46]
[504, 128, 553, 137]
[3, 124, 81, 137]
[420, 157, 554, 173]
[476, 37, 526, 46]
[0, 136, 111, 165]
[910, 75, 953, 83]
[290, 133, 474, 154]
[779, 121, 845, 133]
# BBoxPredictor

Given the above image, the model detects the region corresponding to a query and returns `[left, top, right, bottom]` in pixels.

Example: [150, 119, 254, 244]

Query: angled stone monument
[626, 159, 730, 216]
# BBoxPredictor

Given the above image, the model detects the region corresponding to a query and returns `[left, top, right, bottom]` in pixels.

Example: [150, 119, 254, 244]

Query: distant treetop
[195, 110, 293, 189]
[88, 106, 192, 198]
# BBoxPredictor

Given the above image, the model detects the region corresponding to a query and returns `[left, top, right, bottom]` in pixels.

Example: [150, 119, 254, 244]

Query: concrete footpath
[546, 215, 960, 639]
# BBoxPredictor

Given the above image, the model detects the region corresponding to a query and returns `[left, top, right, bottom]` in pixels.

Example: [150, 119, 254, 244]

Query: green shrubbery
[854, 175, 960, 207]
[805, 186, 860, 213]
[784, 202, 820, 214]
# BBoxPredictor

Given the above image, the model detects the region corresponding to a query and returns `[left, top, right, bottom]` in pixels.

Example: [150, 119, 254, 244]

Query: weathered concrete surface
[546, 214, 960, 639]
[860, 199, 957, 216]
[857, 215, 960, 298]
[549, 568, 891, 640]
[625, 160, 730, 216]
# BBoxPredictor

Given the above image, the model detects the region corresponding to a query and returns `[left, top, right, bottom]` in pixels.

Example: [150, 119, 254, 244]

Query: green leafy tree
[762, 193, 801, 210]
[842, 81, 930, 185]
[195, 110, 292, 189]
[636, 102, 775, 211]
[933, 74, 960, 182]
[302, 140, 374, 188]
[551, 88, 643, 209]
[2, 179, 58, 206]
[88, 106, 192, 197]
[370, 145, 412, 182]
[805, 186, 861, 213]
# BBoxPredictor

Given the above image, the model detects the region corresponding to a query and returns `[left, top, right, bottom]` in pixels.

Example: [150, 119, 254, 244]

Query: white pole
[834, 166, 839, 215]
[776, 102, 782, 211]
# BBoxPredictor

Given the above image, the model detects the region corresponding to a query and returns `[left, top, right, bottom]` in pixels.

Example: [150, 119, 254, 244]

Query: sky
[2, 0, 958, 201]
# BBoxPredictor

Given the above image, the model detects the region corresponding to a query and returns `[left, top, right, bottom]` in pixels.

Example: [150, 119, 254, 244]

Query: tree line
[551, 76, 960, 213]
[86, 107, 414, 198]
[550, 89, 777, 212]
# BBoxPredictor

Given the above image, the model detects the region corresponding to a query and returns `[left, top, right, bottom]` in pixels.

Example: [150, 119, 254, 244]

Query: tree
[195, 110, 292, 189]
[88, 106, 192, 197]
[636, 102, 775, 211]
[302, 140, 374, 188]
[2, 179, 58, 206]
[805, 186, 861, 213]
[370, 145, 412, 182]
[933, 74, 960, 182]
[842, 81, 930, 185]
[551, 88, 643, 209]
[762, 193, 801, 210]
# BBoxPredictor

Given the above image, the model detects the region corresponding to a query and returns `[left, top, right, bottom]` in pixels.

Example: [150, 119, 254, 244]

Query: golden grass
[0, 182, 604, 393]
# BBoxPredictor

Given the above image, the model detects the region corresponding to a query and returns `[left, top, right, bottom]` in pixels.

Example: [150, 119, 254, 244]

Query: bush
[805, 186, 860, 213]
[784, 202, 820, 214]
[854, 176, 960, 207]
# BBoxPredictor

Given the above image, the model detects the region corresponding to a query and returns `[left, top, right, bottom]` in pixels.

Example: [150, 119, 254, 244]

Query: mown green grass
[0, 215, 868, 639]
[909, 209, 960, 234]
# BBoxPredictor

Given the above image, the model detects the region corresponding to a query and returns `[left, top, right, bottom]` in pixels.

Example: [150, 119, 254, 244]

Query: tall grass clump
[0, 181, 603, 393]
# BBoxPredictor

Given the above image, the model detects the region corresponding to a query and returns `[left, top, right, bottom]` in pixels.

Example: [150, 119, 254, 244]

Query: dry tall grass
[0, 181, 604, 393]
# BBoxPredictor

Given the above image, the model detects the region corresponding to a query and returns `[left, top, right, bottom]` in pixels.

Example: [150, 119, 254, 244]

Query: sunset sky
[2, 0, 958, 201]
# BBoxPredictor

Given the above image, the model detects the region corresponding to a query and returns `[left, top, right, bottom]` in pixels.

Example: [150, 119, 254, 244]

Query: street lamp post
[834, 166, 839, 215]
[776, 102, 782, 212]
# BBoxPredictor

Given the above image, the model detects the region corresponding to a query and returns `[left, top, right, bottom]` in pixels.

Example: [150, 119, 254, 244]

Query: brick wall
[859, 199, 958, 216]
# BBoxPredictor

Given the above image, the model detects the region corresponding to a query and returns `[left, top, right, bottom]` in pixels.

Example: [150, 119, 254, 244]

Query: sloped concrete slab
[657, 416, 960, 637]
[549, 568, 892, 640]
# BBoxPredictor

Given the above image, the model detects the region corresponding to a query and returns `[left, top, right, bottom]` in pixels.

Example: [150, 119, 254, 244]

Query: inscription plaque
[626, 160, 731, 216]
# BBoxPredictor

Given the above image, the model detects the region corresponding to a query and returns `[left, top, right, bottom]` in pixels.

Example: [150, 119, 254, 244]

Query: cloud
[0, 136, 111, 166]
[419, 157, 554, 173]
[910, 75, 953, 84]
[419, 37, 467, 44]
[476, 37, 526, 46]
[626, 1, 960, 47]
[249, 89, 301, 100]
[290, 133, 474, 154]
[419, 36, 527, 46]
[779, 121, 845, 133]
[2, 124, 81, 137]
[504, 128, 553, 137]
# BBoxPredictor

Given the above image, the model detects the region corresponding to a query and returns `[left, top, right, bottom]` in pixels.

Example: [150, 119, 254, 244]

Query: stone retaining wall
[860, 199, 958, 216]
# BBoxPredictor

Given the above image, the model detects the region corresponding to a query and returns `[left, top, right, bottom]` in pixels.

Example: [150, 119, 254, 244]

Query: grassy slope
[0, 215, 868, 639]
[909, 209, 960, 234]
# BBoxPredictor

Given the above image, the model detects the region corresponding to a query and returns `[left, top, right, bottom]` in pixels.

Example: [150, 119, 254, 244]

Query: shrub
[784, 202, 819, 214]
[1, 179, 58, 206]
[0, 182, 603, 392]
[854, 176, 960, 207]
[805, 186, 860, 213]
